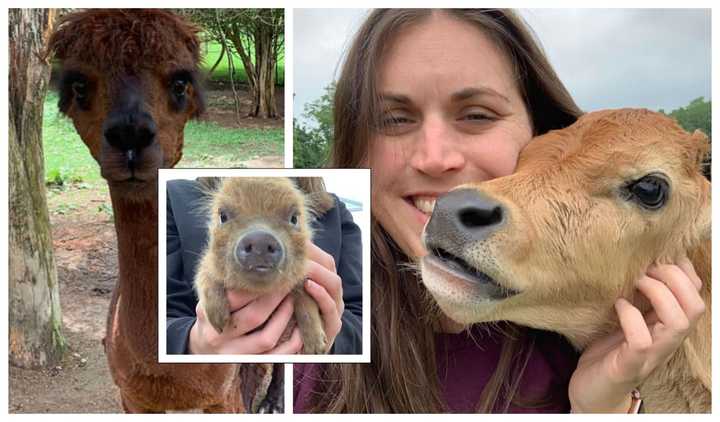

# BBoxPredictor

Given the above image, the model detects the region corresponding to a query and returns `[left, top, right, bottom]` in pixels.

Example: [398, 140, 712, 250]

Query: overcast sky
[293, 8, 711, 124]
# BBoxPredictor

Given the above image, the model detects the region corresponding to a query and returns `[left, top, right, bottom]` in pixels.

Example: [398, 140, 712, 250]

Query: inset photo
[159, 168, 370, 363]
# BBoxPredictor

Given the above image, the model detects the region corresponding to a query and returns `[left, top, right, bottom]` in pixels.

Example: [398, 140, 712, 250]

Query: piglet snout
[235, 230, 284, 272]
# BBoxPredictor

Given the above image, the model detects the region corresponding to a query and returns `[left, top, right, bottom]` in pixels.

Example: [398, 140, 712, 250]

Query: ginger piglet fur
[194, 177, 329, 354]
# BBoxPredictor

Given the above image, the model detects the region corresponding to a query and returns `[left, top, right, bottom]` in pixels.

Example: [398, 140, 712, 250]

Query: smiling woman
[294, 8, 706, 414]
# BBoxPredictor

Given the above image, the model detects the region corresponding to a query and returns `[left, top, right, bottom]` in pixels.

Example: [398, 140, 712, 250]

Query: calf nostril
[458, 205, 503, 228]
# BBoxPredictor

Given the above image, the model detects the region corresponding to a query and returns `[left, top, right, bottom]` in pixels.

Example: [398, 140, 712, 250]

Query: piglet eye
[219, 210, 228, 223]
[629, 175, 669, 210]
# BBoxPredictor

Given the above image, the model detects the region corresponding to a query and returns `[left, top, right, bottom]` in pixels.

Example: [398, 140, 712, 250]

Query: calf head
[47, 10, 205, 200]
[421, 109, 710, 348]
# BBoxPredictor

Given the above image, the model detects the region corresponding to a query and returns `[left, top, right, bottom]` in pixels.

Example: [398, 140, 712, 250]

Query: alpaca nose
[235, 230, 284, 272]
[425, 188, 506, 243]
[103, 109, 157, 153]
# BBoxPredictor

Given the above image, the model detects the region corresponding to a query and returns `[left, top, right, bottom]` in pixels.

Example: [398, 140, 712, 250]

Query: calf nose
[235, 230, 284, 272]
[426, 188, 506, 244]
[102, 110, 157, 153]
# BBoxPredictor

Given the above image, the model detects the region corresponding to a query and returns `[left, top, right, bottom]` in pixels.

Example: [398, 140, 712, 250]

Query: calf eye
[628, 175, 669, 210]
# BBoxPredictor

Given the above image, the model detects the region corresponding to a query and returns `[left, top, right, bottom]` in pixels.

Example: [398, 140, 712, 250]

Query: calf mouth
[423, 245, 519, 301]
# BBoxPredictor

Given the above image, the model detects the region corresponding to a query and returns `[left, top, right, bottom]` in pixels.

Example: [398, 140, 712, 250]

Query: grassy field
[202, 40, 285, 85]
[42, 91, 283, 186]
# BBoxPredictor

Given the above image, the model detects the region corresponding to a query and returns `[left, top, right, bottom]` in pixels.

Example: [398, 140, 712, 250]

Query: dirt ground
[9, 185, 121, 413]
[8, 86, 284, 413]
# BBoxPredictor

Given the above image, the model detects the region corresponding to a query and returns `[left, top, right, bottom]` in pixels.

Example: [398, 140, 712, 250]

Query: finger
[306, 279, 342, 338]
[226, 289, 261, 312]
[673, 258, 702, 291]
[240, 296, 295, 353]
[613, 298, 653, 379]
[637, 276, 690, 334]
[306, 260, 343, 308]
[306, 241, 336, 273]
[268, 328, 304, 355]
[653, 265, 706, 323]
[226, 290, 288, 336]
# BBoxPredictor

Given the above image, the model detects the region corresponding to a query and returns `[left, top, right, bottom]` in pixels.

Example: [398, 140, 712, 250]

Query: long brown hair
[314, 9, 583, 413]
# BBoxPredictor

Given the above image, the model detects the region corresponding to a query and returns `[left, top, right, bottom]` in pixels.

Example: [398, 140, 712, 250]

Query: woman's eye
[463, 113, 493, 121]
[219, 210, 228, 223]
[383, 115, 412, 126]
[628, 175, 669, 210]
[460, 108, 496, 122]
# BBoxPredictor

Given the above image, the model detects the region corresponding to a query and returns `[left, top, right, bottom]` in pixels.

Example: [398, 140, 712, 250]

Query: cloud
[294, 8, 711, 122]
[520, 9, 711, 111]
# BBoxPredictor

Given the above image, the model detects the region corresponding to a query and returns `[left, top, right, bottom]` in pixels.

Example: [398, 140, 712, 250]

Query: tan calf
[421, 109, 710, 412]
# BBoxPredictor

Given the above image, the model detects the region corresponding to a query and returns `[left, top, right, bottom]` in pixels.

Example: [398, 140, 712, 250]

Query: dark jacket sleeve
[165, 180, 201, 354]
[326, 198, 363, 355]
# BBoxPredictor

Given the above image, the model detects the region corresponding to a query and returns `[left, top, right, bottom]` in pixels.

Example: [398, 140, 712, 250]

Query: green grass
[202, 40, 285, 85]
[43, 92, 103, 185]
[42, 91, 284, 183]
[180, 121, 283, 167]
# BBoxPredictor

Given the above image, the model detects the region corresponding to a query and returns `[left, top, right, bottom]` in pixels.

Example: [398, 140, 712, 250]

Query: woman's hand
[303, 241, 345, 352]
[568, 257, 705, 413]
[188, 289, 304, 355]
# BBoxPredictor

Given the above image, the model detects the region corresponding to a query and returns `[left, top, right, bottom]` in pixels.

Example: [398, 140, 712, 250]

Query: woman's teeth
[413, 197, 436, 214]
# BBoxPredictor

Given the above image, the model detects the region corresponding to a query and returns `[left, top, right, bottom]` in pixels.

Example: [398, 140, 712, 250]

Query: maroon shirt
[294, 325, 579, 413]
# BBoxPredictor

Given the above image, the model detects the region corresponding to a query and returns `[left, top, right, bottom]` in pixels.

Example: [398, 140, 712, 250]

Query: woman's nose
[409, 117, 465, 176]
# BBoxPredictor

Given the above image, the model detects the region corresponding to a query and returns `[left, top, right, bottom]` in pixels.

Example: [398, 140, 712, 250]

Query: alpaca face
[48, 10, 204, 200]
[421, 109, 710, 347]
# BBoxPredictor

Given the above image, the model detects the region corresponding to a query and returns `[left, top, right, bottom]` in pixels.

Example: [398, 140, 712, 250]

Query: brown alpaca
[196, 177, 328, 354]
[47, 10, 253, 413]
[421, 109, 710, 412]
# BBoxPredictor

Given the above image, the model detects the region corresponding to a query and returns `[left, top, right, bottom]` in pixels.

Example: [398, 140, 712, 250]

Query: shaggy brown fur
[421, 109, 711, 412]
[195, 178, 329, 354]
[46, 10, 250, 413]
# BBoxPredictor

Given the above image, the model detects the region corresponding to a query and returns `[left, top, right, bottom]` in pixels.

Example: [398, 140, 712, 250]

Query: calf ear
[690, 129, 710, 177]
[694, 178, 711, 241]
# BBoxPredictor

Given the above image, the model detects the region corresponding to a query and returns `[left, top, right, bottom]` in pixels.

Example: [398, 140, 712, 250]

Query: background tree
[661, 97, 712, 180]
[293, 83, 335, 168]
[9, 8, 66, 368]
[180, 9, 284, 119]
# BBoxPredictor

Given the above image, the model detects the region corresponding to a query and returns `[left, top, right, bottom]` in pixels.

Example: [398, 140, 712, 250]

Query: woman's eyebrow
[451, 87, 510, 103]
[379, 92, 412, 104]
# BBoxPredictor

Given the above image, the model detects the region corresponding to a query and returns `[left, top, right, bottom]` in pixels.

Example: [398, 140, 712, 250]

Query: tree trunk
[9, 8, 65, 369]
[254, 18, 278, 119]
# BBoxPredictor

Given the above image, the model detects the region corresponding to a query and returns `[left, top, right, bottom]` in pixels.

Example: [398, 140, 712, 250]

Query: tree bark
[9, 8, 65, 369]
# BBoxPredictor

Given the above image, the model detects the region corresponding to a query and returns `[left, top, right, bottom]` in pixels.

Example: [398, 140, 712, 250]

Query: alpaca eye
[219, 210, 228, 223]
[628, 174, 669, 210]
[289, 213, 298, 226]
[172, 79, 188, 97]
[72, 81, 87, 99]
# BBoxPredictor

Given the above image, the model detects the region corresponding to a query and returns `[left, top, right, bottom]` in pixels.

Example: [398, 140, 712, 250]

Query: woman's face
[371, 13, 534, 259]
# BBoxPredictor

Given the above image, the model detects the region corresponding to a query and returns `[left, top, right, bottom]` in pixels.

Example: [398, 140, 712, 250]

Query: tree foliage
[179, 9, 284, 119]
[660, 97, 711, 179]
[294, 83, 335, 168]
